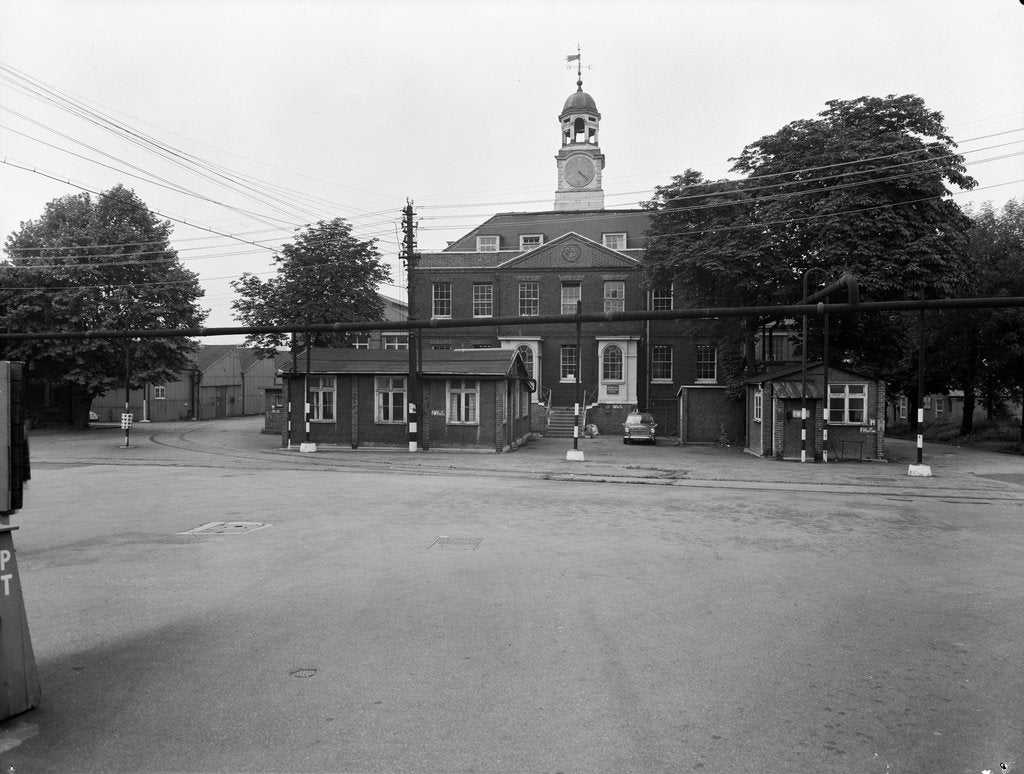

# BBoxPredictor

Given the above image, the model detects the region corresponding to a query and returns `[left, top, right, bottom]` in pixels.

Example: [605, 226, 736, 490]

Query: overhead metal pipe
[1, 296, 1022, 341]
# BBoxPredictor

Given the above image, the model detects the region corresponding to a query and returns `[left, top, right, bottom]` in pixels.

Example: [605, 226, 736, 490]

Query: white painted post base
[565, 449, 585, 462]
[907, 464, 932, 477]
[299, 442, 317, 453]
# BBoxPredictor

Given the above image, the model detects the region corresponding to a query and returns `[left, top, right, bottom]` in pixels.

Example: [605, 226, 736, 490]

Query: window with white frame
[476, 235, 499, 252]
[935, 397, 944, 416]
[519, 234, 543, 250]
[153, 385, 166, 400]
[472, 283, 493, 317]
[447, 380, 479, 424]
[652, 345, 672, 381]
[561, 282, 581, 315]
[519, 282, 539, 316]
[696, 345, 717, 382]
[603, 281, 625, 313]
[651, 286, 673, 311]
[828, 383, 867, 424]
[308, 376, 336, 422]
[923, 396, 932, 409]
[352, 336, 370, 349]
[375, 376, 406, 423]
[602, 233, 627, 250]
[898, 395, 908, 419]
[753, 389, 763, 422]
[560, 344, 578, 381]
[432, 282, 452, 318]
[382, 333, 408, 350]
[602, 344, 623, 381]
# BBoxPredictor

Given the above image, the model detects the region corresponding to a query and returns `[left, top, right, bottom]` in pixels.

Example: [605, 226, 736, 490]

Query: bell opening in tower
[573, 118, 586, 143]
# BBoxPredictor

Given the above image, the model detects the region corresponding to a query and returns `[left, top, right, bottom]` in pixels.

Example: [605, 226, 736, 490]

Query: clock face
[564, 155, 596, 188]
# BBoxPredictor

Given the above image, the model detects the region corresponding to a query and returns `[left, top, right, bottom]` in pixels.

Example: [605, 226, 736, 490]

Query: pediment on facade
[497, 232, 641, 271]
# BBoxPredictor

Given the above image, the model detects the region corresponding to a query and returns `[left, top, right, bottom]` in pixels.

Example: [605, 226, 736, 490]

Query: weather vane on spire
[565, 45, 590, 88]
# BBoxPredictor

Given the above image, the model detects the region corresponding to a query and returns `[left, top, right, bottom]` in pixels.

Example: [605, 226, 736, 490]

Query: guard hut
[744, 362, 886, 462]
[280, 348, 534, 452]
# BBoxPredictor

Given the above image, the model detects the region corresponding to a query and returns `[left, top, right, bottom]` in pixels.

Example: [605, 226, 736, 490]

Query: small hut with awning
[744, 363, 886, 461]
[279, 348, 534, 452]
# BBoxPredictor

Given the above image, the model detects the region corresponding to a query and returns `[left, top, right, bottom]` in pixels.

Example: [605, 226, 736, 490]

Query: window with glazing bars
[561, 282, 581, 315]
[472, 283, 493, 317]
[603, 281, 625, 313]
[375, 376, 406, 423]
[651, 345, 672, 381]
[447, 380, 479, 424]
[519, 282, 539, 316]
[432, 282, 451, 318]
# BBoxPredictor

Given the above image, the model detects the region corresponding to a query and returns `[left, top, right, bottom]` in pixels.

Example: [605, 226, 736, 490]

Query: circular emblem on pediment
[561, 244, 582, 264]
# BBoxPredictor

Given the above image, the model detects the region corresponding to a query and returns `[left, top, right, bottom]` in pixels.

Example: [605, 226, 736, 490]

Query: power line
[0, 63, 407, 239]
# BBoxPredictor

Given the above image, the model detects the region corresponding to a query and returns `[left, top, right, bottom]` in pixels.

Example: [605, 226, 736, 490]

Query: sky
[1, 0, 1022, 344]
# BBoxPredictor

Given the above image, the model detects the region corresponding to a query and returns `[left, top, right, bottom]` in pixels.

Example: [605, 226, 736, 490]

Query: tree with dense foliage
[231, 218, 391, 357]
[0, 185, 207, 428]
[931, 200, 1024, 437]
[643, 95, 977, 400]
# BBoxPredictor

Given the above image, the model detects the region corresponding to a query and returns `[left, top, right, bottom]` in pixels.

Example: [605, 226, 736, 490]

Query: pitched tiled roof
[743, 361, 877, 385]
[193, 344, 237, 371]
[440, 209, 651, 252]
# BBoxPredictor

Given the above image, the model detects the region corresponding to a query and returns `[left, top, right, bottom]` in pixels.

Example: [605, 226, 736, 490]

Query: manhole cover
[290, 668, 317, 678]
[178, 521, 270, 535]
[429, 536, 482, 550]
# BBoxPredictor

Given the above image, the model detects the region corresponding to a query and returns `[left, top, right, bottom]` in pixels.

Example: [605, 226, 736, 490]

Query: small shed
[280, 348, 534, 452]
[744, 363, 886, 461]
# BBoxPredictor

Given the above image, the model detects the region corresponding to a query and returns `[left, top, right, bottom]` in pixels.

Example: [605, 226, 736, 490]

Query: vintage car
[622, 411, 657, 445]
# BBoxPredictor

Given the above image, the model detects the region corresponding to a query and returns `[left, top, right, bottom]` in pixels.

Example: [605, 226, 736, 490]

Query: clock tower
[555, 74, 605, 211]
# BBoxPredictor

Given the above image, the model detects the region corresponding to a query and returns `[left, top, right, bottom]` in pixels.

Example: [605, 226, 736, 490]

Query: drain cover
[290, 668, 317, 678]
[429, 536, 482, 550]
[179, 521, 270, 535]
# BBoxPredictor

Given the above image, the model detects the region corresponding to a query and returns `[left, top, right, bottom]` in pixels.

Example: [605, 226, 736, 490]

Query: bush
[888, 415, 1022, 451]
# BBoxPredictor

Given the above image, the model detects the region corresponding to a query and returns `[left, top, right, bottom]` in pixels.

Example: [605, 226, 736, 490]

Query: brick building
[744, 363, 886, 461]
[412, 74, 735, 440]
[280, 348, 533, 452]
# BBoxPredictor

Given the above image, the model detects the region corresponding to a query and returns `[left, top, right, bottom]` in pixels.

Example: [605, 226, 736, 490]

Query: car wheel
[623, 438, 629, 444]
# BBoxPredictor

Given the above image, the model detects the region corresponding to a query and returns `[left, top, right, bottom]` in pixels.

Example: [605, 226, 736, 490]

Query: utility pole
[402, 200, 419, 452]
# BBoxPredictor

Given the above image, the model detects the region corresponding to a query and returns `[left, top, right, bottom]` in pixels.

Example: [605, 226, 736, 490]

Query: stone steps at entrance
[545, 406, 580, 438]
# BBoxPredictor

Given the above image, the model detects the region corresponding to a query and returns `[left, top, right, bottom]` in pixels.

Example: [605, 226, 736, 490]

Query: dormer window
[520, 234, 543, 250]
[602, 233, 627, 250]
[476, 236, 499, 252]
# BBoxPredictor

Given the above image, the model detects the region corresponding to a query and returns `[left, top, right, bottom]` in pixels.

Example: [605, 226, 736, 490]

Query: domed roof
[561, 81, 599, 116]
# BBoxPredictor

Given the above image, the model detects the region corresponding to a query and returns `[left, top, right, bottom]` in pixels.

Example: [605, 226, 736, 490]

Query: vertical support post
[123, 338, 132, 448]
[917, 305, 925, 466]
[305, 323, 311, 444]
[299, 322, 317, 453]
[822, 313, 829, 463]
[800, 312, 808, 464]
[286, 332, 296, 449]
[574, 299, 581, 451]
[566, 299, 585, 461]
[909, 302, 932, 476]
[403, 200, 419, 452]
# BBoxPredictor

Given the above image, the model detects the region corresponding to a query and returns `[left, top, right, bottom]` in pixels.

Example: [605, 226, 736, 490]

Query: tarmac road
[0, 418, 1022, 773]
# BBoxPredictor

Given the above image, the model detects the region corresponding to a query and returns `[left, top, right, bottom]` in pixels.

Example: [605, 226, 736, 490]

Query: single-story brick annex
[744, 362, 886, 461]
[276, 348, 534, 452]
